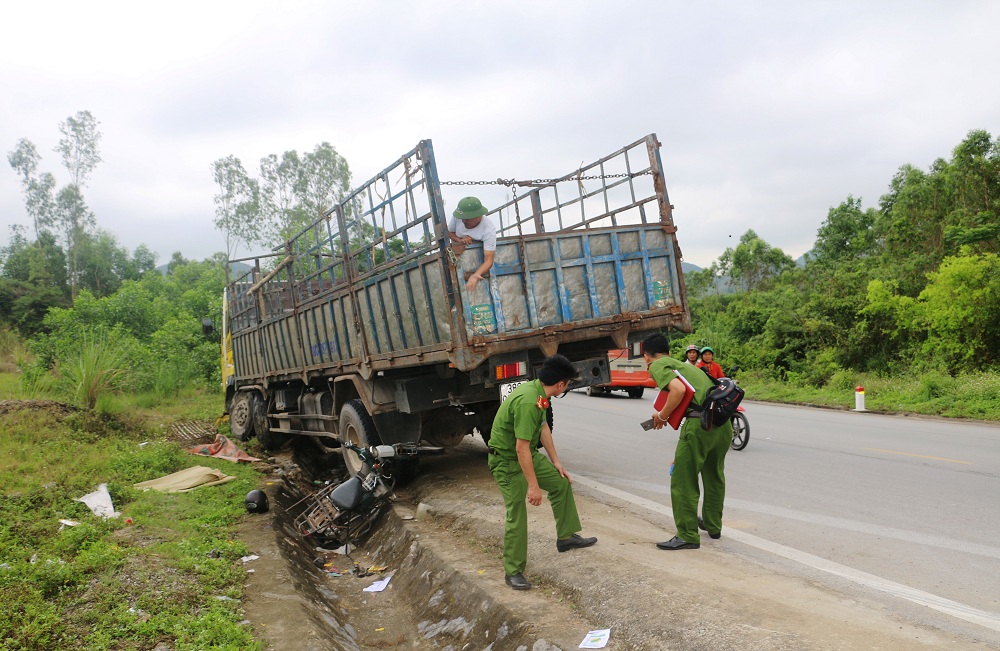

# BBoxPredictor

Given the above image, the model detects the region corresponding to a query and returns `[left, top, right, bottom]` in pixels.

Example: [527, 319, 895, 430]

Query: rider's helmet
[700, 346, 715, 355]
[685, 345, 699, 353]
[244, 489, 269, 514]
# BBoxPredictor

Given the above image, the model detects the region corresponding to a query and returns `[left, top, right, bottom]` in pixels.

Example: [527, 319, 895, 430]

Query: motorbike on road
[724, 365, 749, 451]
[295, 442, 408, 547]
[730, 406, 749, 450]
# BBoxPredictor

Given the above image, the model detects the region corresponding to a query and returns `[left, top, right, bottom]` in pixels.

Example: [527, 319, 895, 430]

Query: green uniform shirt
[489, 380, 548, 457]
[649, 355, 716, 405]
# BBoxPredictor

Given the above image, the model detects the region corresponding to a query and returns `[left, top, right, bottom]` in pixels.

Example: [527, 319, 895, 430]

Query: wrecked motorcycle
[295, 442, 406, 547]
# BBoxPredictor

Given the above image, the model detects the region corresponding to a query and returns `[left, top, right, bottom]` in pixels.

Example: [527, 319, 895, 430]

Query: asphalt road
[549, 390, 1000, 636]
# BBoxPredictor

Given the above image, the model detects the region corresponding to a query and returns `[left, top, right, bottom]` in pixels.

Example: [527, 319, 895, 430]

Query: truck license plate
[500, 381, 524, 402]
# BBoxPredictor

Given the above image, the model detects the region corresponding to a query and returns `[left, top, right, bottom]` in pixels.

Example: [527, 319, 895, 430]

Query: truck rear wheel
[229, 392, 253, 441]
[340, 400, 380, 477]
[627, 387, 645, 399]
[254, 393, 287, 451]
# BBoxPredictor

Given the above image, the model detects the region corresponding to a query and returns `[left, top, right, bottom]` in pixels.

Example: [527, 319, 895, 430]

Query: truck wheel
[627, 387, 645, 399]
[229, 392, 253, 441]
[254, 393, 287, 451]
[586, 386, 604, 397]
[340, 400, 381, 477]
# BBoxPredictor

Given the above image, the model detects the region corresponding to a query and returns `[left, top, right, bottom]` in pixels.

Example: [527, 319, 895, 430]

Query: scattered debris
[75, 483, 120, 519]
[186, 434, 260, 463]
[134, 466, 235, 493]
[363, 575, 391, 592]
[240, 554, 260, 564]
[58, 519, 80, 529]
[579, 628, 611, 649]
[415, 502, 434, 520]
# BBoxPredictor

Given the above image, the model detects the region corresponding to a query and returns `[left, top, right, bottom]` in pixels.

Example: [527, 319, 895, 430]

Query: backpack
[698, 377, 745, 431]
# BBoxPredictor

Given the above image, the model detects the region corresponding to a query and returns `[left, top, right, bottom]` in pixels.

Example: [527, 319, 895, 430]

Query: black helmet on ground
[245, 489, 269, 513]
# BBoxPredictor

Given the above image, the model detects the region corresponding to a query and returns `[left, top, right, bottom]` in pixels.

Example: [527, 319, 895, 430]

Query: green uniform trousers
[488, 450, 582, 576]
[672, 418, 732, 544]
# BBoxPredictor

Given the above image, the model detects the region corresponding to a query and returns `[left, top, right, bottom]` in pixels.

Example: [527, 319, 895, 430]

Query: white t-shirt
[448, 217, 497, 251]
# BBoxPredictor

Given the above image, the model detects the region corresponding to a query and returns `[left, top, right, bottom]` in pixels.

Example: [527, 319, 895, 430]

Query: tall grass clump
[58, 331, 135, 411]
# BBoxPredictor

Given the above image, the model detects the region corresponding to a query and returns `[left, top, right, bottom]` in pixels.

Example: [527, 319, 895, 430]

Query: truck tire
[587, 386, 604, 397]
[229, 392, 253, 441]
[340, 400, 381, 477]
[627, 387, 645, 399]
[254, 393, 287, 451]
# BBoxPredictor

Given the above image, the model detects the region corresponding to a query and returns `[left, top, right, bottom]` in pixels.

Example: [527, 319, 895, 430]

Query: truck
[221, 134, 690, 476]
[585, 349, 657, 399]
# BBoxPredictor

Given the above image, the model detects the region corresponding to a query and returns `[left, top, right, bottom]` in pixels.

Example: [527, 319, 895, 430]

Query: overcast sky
[2, 1, 999, 269]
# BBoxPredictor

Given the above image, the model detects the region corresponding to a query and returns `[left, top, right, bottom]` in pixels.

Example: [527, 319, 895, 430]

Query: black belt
[488, 447, 516, 460]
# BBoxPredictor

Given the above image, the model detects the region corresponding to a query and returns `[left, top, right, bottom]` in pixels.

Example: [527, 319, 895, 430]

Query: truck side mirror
[201, 318, 214, 337]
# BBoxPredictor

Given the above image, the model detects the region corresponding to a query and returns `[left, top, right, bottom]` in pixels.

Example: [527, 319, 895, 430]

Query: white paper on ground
[75, 483, 120, 518]
[579, 628, 611, 649]
[363, 575, 392, 592]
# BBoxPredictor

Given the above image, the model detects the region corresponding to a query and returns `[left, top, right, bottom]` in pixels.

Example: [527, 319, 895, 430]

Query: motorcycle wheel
[730, 412, 749, 451]
[339, 399, 381, 477]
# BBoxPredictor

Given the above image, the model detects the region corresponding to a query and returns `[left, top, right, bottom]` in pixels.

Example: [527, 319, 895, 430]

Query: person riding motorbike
[683, 344, 700, 366]
[696, 346, 724, 380]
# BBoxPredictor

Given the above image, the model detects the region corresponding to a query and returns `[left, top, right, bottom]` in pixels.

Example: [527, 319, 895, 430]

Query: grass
[740, 369, 1000, 421]
[0, 396, 264, 651]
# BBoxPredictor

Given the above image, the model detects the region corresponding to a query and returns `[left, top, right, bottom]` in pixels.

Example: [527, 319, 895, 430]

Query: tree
[259, 151, 305, 244]
[717, 230, 795, 292]
[214, 142, 353, 254]
[212, 156, 259, 260]
[298, 142, 351, 224]
[54, 185, 96, 299]
[810, 195, 877, 268]
[55, 110, 102, 188]
[7, 139, 57, 241]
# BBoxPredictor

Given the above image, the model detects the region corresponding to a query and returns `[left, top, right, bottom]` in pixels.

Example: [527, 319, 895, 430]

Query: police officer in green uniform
[488, 354, 597, 590]
[642, 333, 732, 549]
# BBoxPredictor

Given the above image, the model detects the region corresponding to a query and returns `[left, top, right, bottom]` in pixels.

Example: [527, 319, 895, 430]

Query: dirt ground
[237, 436, 994, 651]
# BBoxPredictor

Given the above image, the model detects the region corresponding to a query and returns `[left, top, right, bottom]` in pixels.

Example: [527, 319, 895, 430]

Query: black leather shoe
[656, 536, 700, 550]
[556, 533, 598, 552]
[698, 518, 721, 539]
[505, 572, 531, 590]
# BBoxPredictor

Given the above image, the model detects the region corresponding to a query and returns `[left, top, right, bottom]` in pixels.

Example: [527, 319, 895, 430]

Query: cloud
[2, 1, 1000, 269]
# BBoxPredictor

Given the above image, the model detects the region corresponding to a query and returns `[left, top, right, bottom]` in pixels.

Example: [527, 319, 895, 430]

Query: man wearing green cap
[448, 196, 497, 290]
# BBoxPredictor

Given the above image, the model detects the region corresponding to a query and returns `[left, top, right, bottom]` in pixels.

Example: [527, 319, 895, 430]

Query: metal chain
[440, 170, 651, 187]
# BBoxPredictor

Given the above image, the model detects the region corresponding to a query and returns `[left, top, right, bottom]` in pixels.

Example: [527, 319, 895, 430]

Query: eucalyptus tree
[212, 155, 259, 261]
[7, 139, 57, 241]
[259, 150, 305, 244]
[55, 110, 102, 188]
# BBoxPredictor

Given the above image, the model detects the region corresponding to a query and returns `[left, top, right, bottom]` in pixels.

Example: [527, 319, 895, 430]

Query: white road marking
[574, 473, 1000, 633]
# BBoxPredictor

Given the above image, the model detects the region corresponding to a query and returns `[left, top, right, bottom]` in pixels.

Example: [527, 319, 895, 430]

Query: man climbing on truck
[448, 196, 496, 291]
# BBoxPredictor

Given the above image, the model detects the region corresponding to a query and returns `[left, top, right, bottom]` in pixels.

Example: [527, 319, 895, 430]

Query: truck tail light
[495, 361, 527, 381]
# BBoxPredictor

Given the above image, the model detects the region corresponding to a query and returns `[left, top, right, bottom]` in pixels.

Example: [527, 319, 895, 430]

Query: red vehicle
[586, 349, 656, 399]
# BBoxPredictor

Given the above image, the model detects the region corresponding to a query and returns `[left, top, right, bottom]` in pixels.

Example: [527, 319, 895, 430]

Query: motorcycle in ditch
[294, 442, 408, 547]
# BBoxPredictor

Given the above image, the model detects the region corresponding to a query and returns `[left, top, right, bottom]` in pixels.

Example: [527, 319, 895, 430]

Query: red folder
[653, 370, 696, 430]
